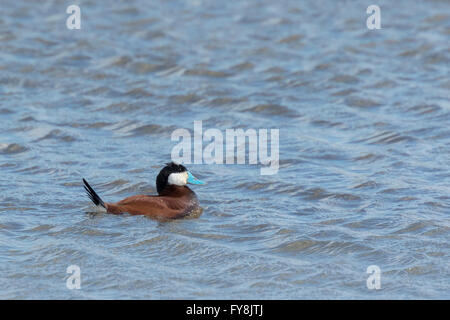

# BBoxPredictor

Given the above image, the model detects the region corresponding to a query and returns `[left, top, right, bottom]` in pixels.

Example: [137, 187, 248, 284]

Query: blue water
[0, 0, 449, 299]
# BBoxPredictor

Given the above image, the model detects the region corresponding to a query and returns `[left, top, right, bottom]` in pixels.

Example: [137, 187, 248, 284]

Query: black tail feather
[83, 178, 106, 208]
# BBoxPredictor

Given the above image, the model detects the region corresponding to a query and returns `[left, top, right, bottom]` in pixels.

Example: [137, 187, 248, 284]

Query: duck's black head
[156, 162, 205, 194]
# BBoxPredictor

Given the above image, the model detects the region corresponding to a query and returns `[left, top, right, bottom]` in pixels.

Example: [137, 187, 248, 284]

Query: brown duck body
[105, 185, 199, 219]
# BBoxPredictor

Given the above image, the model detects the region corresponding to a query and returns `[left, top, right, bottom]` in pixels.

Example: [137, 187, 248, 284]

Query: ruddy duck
[83, 162, 205, 219]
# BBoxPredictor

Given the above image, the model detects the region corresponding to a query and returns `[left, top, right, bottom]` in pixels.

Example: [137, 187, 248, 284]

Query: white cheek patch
[168, 172, 188, 186]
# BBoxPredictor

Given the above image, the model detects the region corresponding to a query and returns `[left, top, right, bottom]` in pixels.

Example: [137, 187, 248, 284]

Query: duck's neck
[158, 185, 195, 198]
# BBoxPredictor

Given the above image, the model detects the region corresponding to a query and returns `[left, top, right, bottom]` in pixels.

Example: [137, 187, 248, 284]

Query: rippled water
[1, 0, 449, 299]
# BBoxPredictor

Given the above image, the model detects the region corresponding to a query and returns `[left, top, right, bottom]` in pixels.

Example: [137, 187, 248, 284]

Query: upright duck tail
[83, 178, 106, 209]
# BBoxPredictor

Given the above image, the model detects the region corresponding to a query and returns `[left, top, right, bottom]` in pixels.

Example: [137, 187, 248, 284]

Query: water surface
[0, 0, 449, 299]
